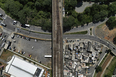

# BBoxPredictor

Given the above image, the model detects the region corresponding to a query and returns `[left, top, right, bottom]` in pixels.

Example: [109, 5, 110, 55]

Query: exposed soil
[96, 24, 116, 42]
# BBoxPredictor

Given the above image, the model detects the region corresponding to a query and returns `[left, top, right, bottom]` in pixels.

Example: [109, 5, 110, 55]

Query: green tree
[35, 1, 41, 10]
[99, 4, 108, 11]
[99, 10, 108, 20]
[26, 2, 34, 9]
[4, 0, 23, 17]
[96, 66, 102, 73]
[104, 74, 112, 77]
[91, 4, 100, 16]
[108, 4, 116, 16]
[106, 16, 115, 26]
[71, 10, 78, 18]
[93, 13, 101, 22]
[41, 19, 51, 32]
[35, 11, 47, 19]
[18, 10, 27, 24]
[74, 19, 80, 27]
[110, 20, 116, 30]
[65, 0, 77, 15]
[63, 16, 75, 31]
[84, 7, 91, 15]
[42, 0, 51, 12]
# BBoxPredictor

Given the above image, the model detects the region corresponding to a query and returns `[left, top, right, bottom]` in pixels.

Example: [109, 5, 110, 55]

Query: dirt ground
[96, 24, 116, 42]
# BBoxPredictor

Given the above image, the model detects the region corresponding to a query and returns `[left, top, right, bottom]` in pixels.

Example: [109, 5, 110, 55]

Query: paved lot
[75, 2, 94, 13]
[11, 35, 51, 66]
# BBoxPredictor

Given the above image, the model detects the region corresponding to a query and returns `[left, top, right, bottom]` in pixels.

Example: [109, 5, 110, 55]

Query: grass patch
[90, 28, 92, 31]
[0, 49, 14, 61]
[103, 57, 116, 77]
[21, 28, 51, 35]
[64, 31, 87, 35]
[97, 23, 105, 28]
[90, 28, 92, 35]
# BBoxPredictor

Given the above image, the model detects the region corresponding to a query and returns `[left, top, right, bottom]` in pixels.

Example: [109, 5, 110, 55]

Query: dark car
[21, 24, 26, 28]
[0, 13, 3, 17]
[1, 22, 6, 27]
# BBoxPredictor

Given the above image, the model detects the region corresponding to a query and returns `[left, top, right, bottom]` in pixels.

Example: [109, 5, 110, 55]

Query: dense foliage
[63, 1, 116, 32]
[0, 0, 51, 32]
[0, 0, 116, 32]
[106, 16, 116, 30]
[96, 66, 102, 73]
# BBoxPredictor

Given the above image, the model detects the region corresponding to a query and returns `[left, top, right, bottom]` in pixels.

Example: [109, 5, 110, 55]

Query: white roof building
[5, 55, 44, 77]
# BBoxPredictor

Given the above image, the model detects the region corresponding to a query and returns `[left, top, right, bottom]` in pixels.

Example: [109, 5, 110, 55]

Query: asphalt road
[0, 9, 116, 57]
[17, 29, 51, 39]
[3, 17, 15, 31]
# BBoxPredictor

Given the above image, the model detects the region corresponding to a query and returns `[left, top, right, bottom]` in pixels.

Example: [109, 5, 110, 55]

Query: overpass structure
[52, 0, 63, 77]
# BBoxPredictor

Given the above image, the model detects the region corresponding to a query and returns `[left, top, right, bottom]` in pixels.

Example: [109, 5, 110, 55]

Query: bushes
[96, 66, 102, 73]
[106, 16, 116, 30]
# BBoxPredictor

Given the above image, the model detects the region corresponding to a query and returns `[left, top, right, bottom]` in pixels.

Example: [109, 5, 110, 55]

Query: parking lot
[0, 31, 9, 51]
[11, 34, 52, 66]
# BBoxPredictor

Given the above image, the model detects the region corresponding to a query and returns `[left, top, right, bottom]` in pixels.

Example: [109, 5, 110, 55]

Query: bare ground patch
[96, 24, 116, 42]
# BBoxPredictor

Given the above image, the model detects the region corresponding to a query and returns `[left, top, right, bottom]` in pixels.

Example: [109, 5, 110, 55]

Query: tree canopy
[96, 66, 102, 73]
[106, 16, 116, 30]
[1, 0, 116, 32]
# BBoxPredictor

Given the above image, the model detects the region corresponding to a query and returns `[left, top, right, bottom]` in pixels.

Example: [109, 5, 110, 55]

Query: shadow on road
[76, 1, 83, 7]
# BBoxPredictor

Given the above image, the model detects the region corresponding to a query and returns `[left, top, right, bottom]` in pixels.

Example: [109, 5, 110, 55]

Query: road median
[14, 32, 51, 41]
[64, 30, 88, 35]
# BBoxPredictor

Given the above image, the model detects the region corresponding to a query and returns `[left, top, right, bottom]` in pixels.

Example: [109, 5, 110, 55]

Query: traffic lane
[17, 29, 51, 39]
[0, 8, 5, 16]
[63, 35, 116, 54]
[3, 17, 15, 31]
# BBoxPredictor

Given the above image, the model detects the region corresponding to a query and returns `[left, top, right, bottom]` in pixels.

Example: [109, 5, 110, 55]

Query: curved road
[0, 7, 116, 56]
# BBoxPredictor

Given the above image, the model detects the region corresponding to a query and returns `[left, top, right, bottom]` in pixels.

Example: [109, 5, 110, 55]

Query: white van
[25, 24, 30, 27]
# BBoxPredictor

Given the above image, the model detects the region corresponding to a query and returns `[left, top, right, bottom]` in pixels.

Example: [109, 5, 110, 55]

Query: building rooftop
[5, 55, 44, 77]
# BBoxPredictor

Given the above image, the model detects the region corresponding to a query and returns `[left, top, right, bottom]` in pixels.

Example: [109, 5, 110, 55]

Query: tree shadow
[76, 0, 83, 7]
[63, 28, 72, 33]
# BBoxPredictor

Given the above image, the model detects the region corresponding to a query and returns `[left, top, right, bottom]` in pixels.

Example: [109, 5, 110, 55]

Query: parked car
[0, 13, 3, 17]
[1, 22, 6, 27]
[21, 24, 30, 28]
[13, 21, 17, 25]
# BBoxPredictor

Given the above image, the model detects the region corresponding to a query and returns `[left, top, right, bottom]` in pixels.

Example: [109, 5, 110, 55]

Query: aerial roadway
[52, 0, 63, 77]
